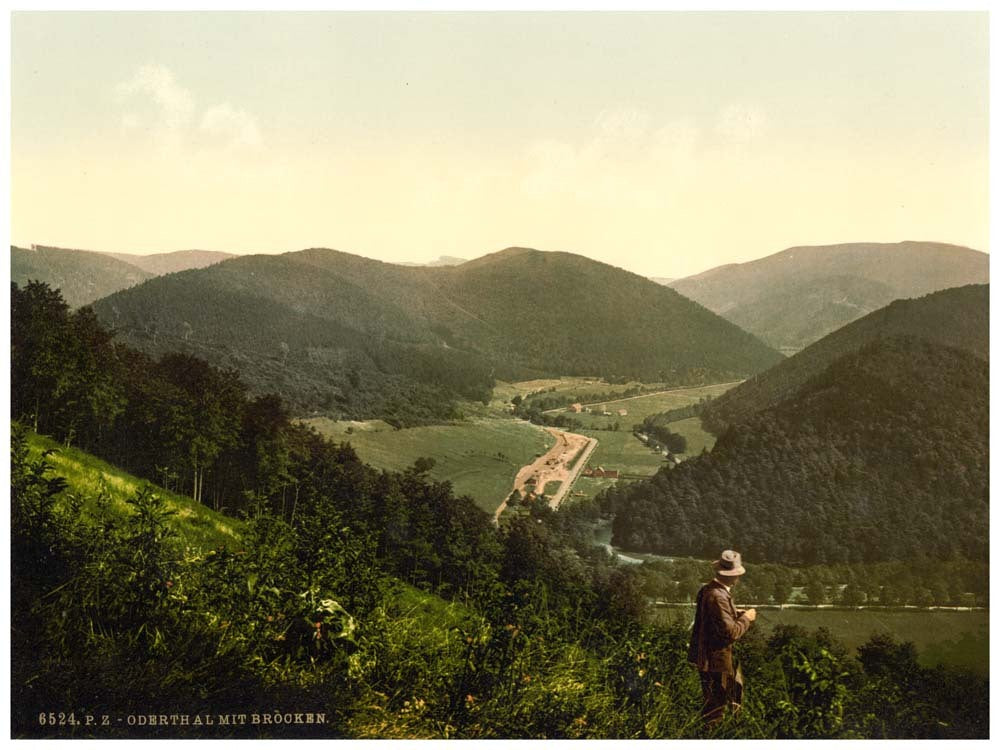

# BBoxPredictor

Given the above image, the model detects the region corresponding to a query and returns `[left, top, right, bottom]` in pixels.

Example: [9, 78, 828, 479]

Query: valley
[305, 379, 733, 516]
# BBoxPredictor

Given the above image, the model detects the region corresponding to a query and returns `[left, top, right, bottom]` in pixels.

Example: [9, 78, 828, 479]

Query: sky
[10, 11, 990, 279]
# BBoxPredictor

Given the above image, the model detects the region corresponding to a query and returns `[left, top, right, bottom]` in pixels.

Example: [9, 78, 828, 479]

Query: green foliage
[87, 247, 782, 421]
[773, 646, 850, 737]
[606, 337, 988, 565]
[703, 284, 988, 432]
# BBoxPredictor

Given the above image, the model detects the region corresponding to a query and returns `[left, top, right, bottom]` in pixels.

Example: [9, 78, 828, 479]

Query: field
[304, 381, 736, 510]
[304, 417, 555, 514]
[583, 430, 669, 476]
[554, 382, 740, 429]
[653, 606, 988, 675]
[666, 416, 717, 456]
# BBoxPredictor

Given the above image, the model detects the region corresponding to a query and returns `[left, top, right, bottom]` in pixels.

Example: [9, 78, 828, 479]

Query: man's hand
[742, 608, 757, 622]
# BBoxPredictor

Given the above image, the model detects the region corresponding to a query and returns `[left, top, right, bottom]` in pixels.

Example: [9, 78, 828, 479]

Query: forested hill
[702, 284, 989, 433]
[91, 246, 782, 421]
[12, 245, 154, 308]
[425, 247, 782, 381]
[603, 335, 989, 566]
[12, 245, 236, 308]
[99, 249, 235, 275]
[669, 242, 988, 352]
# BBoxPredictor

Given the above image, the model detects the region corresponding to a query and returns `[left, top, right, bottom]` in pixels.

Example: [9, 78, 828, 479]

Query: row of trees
[636, 558, 987, 608]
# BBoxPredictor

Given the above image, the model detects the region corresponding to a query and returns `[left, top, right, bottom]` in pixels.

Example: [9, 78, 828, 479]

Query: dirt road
[494, 426, 597, 523]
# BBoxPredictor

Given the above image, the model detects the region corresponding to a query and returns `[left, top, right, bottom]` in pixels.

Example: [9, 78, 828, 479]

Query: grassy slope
[27, 432, 242, 549]
[304, 418, 555, 514]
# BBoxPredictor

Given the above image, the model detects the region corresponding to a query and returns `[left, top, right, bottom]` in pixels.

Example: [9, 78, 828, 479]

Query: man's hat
[713, 549, 746, 577]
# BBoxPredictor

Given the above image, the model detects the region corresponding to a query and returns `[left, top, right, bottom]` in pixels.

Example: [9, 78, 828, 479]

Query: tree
[839, 583, 865, 608]
[805, 580, 827, 606]
[773, 574, 794, 606]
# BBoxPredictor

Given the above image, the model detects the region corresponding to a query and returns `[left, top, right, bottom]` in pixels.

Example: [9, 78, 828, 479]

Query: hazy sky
[11, 11, 989, 278]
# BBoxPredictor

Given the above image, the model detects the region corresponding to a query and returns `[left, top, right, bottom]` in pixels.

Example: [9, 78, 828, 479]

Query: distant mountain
[90, 246, 783, 421]
[669, 242, 988, 352]
[648, 277, 675, 286]
[701, 284, 988, 432]
[12, 245, 154, 308]
[605, 335, 989, 565]
[100, 249, 235, 275]
[396, 255, 468, 267]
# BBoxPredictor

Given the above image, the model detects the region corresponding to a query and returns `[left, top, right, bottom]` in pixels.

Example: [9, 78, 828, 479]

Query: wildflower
[266, 615, 273, 622]
[522, 674, 532, 683]
[465, 694, 476, 705]
[654, 681, 663, 688]
[315, 621, 322, 628]
[165, 581, 173, 588]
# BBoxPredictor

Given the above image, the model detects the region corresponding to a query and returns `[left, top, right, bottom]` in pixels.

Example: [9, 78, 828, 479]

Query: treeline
[636, 418, 688, 455]
[518, 383, 650, 412]
[602, 337, 989, 567]
[636, 558, 988, 609]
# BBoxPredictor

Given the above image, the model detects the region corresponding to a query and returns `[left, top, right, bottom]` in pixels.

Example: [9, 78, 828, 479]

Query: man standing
[687, 549, 757, 727]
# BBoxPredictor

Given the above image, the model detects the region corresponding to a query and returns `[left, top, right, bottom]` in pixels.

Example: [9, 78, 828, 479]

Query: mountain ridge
[669, 241, 988, 351]
[90, 246, 783, 421]
[701, 283, 988, 432]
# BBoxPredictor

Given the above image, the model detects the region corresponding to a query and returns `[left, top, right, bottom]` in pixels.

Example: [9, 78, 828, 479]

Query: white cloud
[116, 64, 195, 131]
[521, 104, 767, 206]
[201, 104, 262, 149]
[115, 64, 262, 156]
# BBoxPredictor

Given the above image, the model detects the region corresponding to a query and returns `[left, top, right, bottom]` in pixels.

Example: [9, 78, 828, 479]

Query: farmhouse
[617, 409, 628, 417]
[567, 403, 583, 413]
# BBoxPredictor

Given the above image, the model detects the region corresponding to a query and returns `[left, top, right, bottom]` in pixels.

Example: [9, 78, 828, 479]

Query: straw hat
[713, 549, 746, 577]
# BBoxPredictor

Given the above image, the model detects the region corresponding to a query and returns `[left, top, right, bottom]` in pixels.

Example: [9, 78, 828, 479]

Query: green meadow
[304, 417, 555, 514]
[582, 430, 669, 477]
[665, 416, 717, 456]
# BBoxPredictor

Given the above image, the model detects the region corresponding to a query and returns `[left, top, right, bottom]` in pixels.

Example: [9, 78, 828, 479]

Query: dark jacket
[687, 579, 751, 673]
